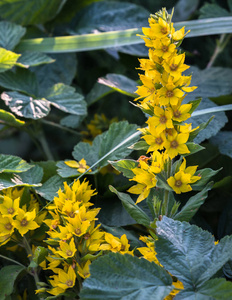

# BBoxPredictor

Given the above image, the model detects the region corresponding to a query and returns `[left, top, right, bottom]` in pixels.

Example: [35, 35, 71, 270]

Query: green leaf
[60, 114, 86, 129]
[0, 0, 67, 25]
[188, 116, 214, 142]
[184, 142, 205, 156]
[0, 154, 33, 173]
[1, 91, 50, 119]
[199, 3, 231, 19]
[172, 0, 199, 22]
[56, 160, 96, 178]
[188, 98, 228, 144]
[0, 109, 25, 127]
[0, 21, 26, 50]
[0, 47, 21, 73]
[156, 175, 173, 191]
[0, 165, 43, 190]
[110, 159, 138, 179]
[210, 131, 232, 158]
[31, 53, 77, 92]
[0, 69, 39, 96]
[0, 265, 25, 300]
[44, 83, 87, 116]
[98, 74, 137, 97]
[17, 51, 55, 67]
[174, 182, 213, 221]
[16, 17, 232, 53]
[86, 82, 113, 106]
[80, 253, 173, 300]
[72, 121, 139, 169]
[192, 168, 221, 190]
[31, 246, 48, 267]
[109, 186, 151, 226]
[35, 175, 68, 201]
[156, 217, 232, 291]
[128, 140, 149, 151]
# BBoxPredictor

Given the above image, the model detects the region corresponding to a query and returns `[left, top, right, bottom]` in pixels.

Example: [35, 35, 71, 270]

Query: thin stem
[206, 34, 232, 68]
[0, 254, 26, 268]
[37, 129, 54, 161]
[41, 119, 81, 136]
[162, 158, 172, 216]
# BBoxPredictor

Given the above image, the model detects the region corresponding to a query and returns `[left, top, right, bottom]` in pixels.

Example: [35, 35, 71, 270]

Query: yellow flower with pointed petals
[65, 158, 91, 173]
[77, 260, 91, 279]
[167, 170, 192, 194]
[158, 76, 185, 106]
[142, 127, 167, 153]
[0, 215, 14, 237]
[147, 106, 174, 134]
[48, 266, 76, 295]
[0, 195, 20, 217]
[172, 26, 189, 41]
[66, 214, 90, 237]
[0, 234, 11, 246]
[163, 53, 190, 80]
[171, 102, 192, 122]
[12, 208, 39, 236]
[179, 158, 201, 184]
[55, 238, 77, 259]
[165, 131, 190, 159]
[152, 37, 177, 59]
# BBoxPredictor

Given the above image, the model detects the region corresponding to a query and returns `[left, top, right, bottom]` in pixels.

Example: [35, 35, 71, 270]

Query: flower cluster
[128, 8, 201, 203]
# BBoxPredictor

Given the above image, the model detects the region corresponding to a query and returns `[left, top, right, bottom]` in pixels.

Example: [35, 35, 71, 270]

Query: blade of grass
[16, 17, 232, 53]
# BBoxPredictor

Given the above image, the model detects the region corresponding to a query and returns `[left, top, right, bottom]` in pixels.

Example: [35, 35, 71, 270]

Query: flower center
[161, 27, 168, 34]
[66, 250, 73, 257]
[66, 279, 73, 287]
[7, 207, 14, 214]
[175, 180, 182, 187]
[174, 110, 181, 118]
[68, 211, 75, 218]
[84, 233, 91, 240]
[21, 218, 28, 227]
[166, 90, 174, 98]
[5, 223, 12, 230]
[75, 228, 81, 235]
[170, 63, 178, 71]
[162, 45, 168, 52]
[155, 137, 163, 145]
[170, 140, 178, 149]
[159, 115, 167, 124]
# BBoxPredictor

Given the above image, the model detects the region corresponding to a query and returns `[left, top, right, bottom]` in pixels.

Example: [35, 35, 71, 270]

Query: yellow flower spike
[0, 196, 20, 217]
[147, 106, 174, 135]
[165, 131, 190, 159]
[65, 158, 91, 174]
[0, 215, 15, 237]
[55, 238, 77, 259]
[12, 208, 39, 236]
[167, 170, 192, 194]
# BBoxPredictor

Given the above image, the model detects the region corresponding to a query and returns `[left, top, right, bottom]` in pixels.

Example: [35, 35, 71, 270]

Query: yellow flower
[163, 53, 190, 80]
[165, 131, 190, 159]
[0, 195, 20, 217]
[0, 215, 15, 237]
[77, 260, 91, 279]
[172, 26, 189, 41]
[152, 37, 177, 59]
[142, 127, 167, 153]
[147, 106, 174, 134]
[79, 223, 105, 253]
[167, 170, 192, 194]
[100, 232, 132, 254]
[171, 101, 192, 122]
[144, 17, 173, 39]
[48, 266, 76, 295]
[12, 208, 39, 236]
[135, 74, 160, 104]
[66, 214, 90, 237]
[55, 238, 77, 259]
[65, 158, 91, 174]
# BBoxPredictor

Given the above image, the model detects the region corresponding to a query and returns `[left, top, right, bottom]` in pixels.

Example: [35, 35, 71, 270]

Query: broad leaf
[109, 186, 151, 226]
[172, 0, 199, 22]
[45, 83, 87, 115]
[98, 74, 137, 97]
[0, 154, 33, 173]
[199, 3, 231, 19]
[60, 114, 86, 129]
[80, 253, 173, 300]
[0, 109, 25, 127]
[72, 121, 139, 169]
[210, 131, 232, 158]
[156, 217, 232, 292]
[18, 51, 55, 67]
[0, 0, 67, 25]
[1, 91, 50, 119]
[174, 182, 213, 221]
[110, 159, 138, 179]
[86, 82, 113, 106]
[192, 168, 221, 189]
[0, 47, 21, 73]
[56, 161, 95, 178]
[183, 142, 205, 156]
[0, 69, 39, 96]
[0, 21, 26, 50]
[0, 265, 25, 299]
[29, 246, 48, 268]
[0, 165, 43, 190]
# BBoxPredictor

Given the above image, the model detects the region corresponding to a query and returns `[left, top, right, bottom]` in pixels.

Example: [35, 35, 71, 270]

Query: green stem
[37, 129, 54, 161]
[162, 158, 172, 216]
[0, 254, 26, 268]
[41, 119, 81, 136]
[206, 33, 232, 68]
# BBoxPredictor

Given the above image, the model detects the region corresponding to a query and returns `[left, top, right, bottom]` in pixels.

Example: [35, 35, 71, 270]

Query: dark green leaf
[0, 21, 26, 50]
[210, 131, 232, 158]
[172, 0, 199, 22]
[1, 91, 50, 119]
[60, 114, 86, 129]
[32, 246, 48, 267]
[56, 160, 95, 178]
[72, 121, 139, 169]
[80, 253, 173, 300]
[0, 48, 21, 73]
[0, 165, 43, 190]
[0, 265, 25, 299]
[0, 154, 33, 173]
[174, 182, 213, 221]
[45, 83, 87, 116]
[199, 3, 231, 19]
[18, 51, 55, 67]
[86, 82, 113, 106]
[184, 142, 205, 156]
[0, 69, 39, 96]
[98, 74, 137, 97]
[110, 159, 138, 179]
[192, 168, 221, 190]
[0, 109, 25, 127]
[128, 140, 148, 151]
[188, 116, 214, 142]
[109, 186, 150, 226]
[156, 175, 173, 191]
[0, 0, 67, 25]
